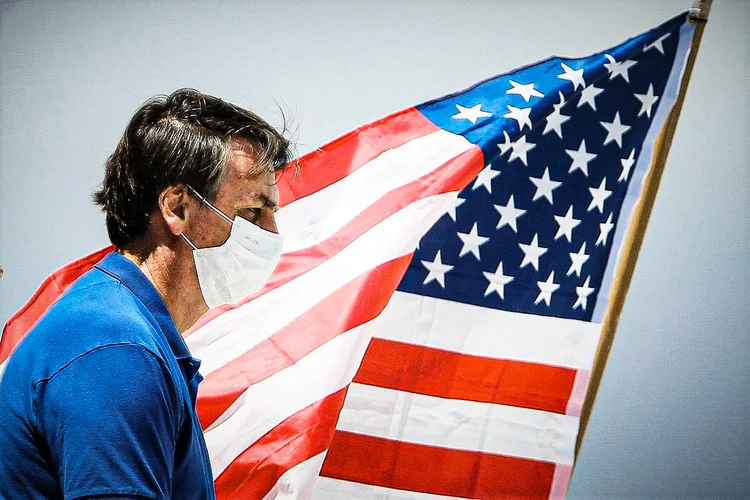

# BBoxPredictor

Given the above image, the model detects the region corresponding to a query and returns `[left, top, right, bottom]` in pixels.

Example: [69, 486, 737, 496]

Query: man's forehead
[228, 146, 263, 176]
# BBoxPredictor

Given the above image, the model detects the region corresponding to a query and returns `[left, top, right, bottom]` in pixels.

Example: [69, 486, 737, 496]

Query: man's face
[187, 146, 280, 248]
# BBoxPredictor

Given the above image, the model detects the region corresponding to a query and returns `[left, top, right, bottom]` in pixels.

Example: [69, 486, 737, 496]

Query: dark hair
[93, 88, 293, 246]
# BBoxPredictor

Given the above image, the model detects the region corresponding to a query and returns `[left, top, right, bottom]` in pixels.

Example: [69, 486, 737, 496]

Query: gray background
[0, 0, 747, 498]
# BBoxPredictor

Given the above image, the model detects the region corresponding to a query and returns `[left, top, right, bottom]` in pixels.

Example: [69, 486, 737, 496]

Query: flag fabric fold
[1, 11, 696, 500]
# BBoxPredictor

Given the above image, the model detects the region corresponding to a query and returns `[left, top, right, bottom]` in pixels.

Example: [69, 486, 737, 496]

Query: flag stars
[644, 33, 670, 55]
[504, 104, 533, 131]
[588, 178, 612, 213]
[601, 111, 631, 148]
[619, 149, 636, 182]
[566, 139, 597, 176]
[509, 135, 536, 166]
[530, 167, 562, 204]
[554, 207, 581, 242]
[472, 164, 500, 193]
[506, 80, 544, 102]
[567, 242, 590, 277]
[558, 62, 585, 90]
[452, 103, 492, 124]
[578, 85, 604, 111]
[483, 261, 514, 299]
[408, 26, 678, 319]
[604, 54, 637, 83]
[421, 251, 453, 288]
[535, 271, 560, 306]
[494, 195, 526, 232]
[497, 131, 513, 156]
[597, 213, 615, 246]
[573, 276, 596, 310]
[447, 196, 465, 221]
[635, 84, 659, 118]
[457, 223, 490, 260]
[543, 91, 570, 138]
[519, 234, 548, 271]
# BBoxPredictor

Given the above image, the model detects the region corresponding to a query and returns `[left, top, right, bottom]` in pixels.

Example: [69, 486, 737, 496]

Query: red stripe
[321, 431, 555, 499]
[354, 338, 577, 414]
[185, 145, 484, 336]
[276, 107, 439, 207]
[214, 388, 348, 500]
[0, 246, 114, 363]
[196, 254, 413, 429]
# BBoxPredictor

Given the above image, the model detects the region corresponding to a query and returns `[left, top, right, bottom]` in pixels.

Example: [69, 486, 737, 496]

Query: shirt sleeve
[36, 343, 181, 500]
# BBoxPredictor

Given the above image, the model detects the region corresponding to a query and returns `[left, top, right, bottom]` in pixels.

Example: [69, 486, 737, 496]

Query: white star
[644, 33, 670, 55]
[447, 196, 465, 221]
[543, 91, 570, 138]
[421, 251, 453, 288]
[577, 85, 604, 111]
[457, 223, 489, 260]
[494, 195, 526, 232]
[497, 130, 513, 156]
[597, 213, 615, 246]
[567, 242, 590, 277]
[483, 261, 514, 299]
[573, 276, 596, 310]
[535, 271, 561, 306]
[472, 164, 500, 193]
[519, 234, 548, 271]
[619, 149, 635, 182]
[601, 111, 631, 148]
[604, 54, 637, 83]
[452, 103, 492, 124]
[558, 62, 585, 90]
[635, 84, 659, 118]
[566, 139, 597, 176]
[588, 177, 612, 213]
[554, 206, 581, 242]
[506, 80, 544, 102]
[504, 104, 532, 131]
[530, 167, 562, 204]
[509, 135, 536, 166]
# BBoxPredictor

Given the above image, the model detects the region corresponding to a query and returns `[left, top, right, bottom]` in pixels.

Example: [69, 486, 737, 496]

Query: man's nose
[258, 211, 279, 235]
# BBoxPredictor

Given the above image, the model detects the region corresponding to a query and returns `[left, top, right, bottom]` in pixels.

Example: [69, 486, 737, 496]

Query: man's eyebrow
[255, 192, 279, 211]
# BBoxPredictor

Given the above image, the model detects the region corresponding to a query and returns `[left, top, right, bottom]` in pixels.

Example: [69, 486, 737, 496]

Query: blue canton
[398, 13, 686, 322]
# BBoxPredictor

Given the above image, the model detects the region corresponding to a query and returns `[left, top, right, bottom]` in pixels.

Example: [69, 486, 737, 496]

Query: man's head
[95, 89, 293, 327]
[95, 88, 292, 247]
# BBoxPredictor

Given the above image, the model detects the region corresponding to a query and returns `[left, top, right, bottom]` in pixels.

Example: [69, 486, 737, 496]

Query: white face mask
[181, 186, 283, 309]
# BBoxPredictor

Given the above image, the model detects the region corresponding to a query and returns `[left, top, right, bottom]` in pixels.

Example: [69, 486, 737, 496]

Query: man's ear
[158, 185, 190, 236]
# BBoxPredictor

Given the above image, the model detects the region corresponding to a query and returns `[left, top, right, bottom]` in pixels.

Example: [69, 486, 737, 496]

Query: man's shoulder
[8, 267, 170, 384]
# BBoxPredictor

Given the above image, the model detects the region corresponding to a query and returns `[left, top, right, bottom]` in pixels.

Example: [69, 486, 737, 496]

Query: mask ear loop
[187, 185, 234, 225]
[180, 233, 198, 250]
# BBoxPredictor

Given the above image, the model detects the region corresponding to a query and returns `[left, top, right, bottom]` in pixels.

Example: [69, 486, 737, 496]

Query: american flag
[0, 11, 696, 500]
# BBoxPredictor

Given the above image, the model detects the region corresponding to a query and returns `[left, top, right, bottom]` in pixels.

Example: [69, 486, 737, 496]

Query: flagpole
[573, 0, 712, 460]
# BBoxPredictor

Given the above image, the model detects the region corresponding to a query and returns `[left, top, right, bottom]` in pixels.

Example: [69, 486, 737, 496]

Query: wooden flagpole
[573, 0, 712, 460]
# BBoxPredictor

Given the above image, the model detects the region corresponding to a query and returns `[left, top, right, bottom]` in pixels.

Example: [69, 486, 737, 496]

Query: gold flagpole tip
[688, 0, 712, 23]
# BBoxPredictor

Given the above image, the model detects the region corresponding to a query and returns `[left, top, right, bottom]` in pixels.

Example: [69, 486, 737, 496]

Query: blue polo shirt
[0, 252, 216, 499]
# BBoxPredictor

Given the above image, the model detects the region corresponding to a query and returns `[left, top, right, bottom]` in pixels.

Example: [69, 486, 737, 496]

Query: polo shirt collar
[94, 251, 192, 362]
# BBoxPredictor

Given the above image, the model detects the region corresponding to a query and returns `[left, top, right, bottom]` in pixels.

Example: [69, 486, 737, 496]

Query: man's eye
[243, 208, 261, 219]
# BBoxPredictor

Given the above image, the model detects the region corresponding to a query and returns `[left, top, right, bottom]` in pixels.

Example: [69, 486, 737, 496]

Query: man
[0, 89, 293, 499]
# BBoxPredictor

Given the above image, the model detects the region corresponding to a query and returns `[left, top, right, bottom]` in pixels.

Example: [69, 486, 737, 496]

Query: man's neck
[118, 242, 208, 333]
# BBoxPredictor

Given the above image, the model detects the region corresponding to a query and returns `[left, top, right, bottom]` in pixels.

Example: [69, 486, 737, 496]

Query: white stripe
[187, 192, 457, 375]
[0, 359, 7, 382]
[204, 320, 374, 477]
[374, 290, 602, 370]
[337, 383, 579, 466]
[277, 131, 473, 254]
[261, 451, 327, 500]
[314, 477, 462, 500]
